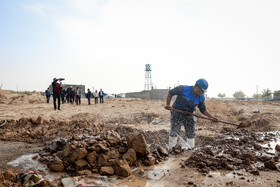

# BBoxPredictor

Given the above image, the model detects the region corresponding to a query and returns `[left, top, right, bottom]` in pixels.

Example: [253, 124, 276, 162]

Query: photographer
[52, 78, 63, 110]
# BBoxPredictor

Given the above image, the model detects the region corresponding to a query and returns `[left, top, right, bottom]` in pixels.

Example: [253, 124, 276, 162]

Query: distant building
[126, 89, 170, 100]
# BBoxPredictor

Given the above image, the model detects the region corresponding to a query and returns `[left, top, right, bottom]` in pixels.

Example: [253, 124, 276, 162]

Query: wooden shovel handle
[167, 108, 239, 126]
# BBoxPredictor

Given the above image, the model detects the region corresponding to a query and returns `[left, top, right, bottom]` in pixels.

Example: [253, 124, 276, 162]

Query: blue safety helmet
[196, 78, 208, 92]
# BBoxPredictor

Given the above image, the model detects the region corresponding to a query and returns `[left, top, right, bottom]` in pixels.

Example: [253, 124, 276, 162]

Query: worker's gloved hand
[211, 117, 218, 123]
[164, 105, 172, 110]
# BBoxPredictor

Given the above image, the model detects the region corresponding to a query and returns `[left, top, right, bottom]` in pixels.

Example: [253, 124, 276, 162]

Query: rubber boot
[178, 136, 191, 150]
[187, 138, 195, 149]
[168, 136, 178, 151]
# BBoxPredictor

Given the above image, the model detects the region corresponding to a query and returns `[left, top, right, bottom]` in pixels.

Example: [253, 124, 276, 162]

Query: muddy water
[259, 131, 280, 154]
[116, 155, 188, 187]
[7, 153, 64, 181]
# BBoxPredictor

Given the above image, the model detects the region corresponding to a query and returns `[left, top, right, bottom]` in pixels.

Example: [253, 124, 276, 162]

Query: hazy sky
[1, 0, 280, 97]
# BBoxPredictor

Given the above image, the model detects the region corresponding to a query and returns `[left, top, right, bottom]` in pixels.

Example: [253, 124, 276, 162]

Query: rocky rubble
[182, 128, 280, 174]
[39, 131, 168, 177]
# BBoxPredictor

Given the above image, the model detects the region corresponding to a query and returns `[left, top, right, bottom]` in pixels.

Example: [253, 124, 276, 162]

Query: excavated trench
[1, 112, 280, 186]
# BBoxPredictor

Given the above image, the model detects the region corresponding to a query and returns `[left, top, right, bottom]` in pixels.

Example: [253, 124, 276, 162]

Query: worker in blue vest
[165, 78, 218, 151]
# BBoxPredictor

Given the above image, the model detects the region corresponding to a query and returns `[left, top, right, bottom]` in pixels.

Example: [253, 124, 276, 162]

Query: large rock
[77, 170, 92, 176]
[87, 152, 97, 164]
[157, 146, 168, 157]
[118, 147, 127, 153]
[50, 163, 64, 172]
[130, 133, 149, 157]
[107, 149, 120, 159]
[63, 143, 75, 157]
[98, 154, 108, 166]
[100, 167, 114, 175]
[106, 131, 122, 146]
[143, 154, 156, 166]
[75, 159, 89, 170]
[50, 156, 64, 172]
[113, 159, 131, 177]
[264, 159, 277, 170]
[69, 148, 88, 163]
[122, 149, 137, 165]
[96, 143, 109, 152]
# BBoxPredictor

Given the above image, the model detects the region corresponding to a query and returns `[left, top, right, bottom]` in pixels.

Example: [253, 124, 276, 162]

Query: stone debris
[39, 131, 168, 177]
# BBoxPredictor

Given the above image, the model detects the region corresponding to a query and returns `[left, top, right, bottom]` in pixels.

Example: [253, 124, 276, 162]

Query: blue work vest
[173, 86, 205, 112]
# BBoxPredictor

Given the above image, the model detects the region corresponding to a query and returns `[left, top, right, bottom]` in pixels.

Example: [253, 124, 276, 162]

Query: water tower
[144, 64, 153, 90]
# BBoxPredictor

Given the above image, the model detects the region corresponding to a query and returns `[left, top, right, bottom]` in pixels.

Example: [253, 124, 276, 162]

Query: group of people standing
[45, 78, 105, 110]
[86, 89, 104, 105]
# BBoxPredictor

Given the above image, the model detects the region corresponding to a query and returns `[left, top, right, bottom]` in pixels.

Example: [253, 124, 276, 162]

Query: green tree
[218, 93, 226, 98]
[233, 91, 246, 98]
[274, 90, 280, 97]
[262, 89, 272, 98]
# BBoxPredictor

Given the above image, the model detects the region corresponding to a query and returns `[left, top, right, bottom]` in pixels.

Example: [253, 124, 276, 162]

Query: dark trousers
[76, 95, 81, 105]
[61, 94, 65, 104]
[70, 96, 74, 104]
[53, 93, 61, 110]
[46, 96, 50, 103]
[95, 97, 98, 104]
[88, 98, 91, 105]
[170, 111, 197, 139]
[100, 96, 104, 103]
[66, 95, 69, 103]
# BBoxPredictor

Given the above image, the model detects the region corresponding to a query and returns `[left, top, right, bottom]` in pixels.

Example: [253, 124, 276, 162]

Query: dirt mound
[0, 117, 100, 143]
[104, 112, 159, 125]
[28, 91, 45, 104]
[182, 128, 280, 174]
[0, 90, 45, 105]
[238, 113, 280, 131]
[38, 131, 168, 177]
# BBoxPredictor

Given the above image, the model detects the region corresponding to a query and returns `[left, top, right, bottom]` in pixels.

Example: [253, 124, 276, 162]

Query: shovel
[167, 108, 244, 127]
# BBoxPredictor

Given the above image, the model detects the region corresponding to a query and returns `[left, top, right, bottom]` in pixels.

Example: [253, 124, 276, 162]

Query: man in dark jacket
[60, 83, 66, 104]
[66, 86, 71, 103]
[99, 89, 104, 103]
[87, 89, 92, 105]
[45, 88, 51, 103]
[52, 78, 62, 110]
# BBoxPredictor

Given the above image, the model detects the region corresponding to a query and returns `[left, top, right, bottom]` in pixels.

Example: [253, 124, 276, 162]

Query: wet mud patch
[182, 128, 280, 174]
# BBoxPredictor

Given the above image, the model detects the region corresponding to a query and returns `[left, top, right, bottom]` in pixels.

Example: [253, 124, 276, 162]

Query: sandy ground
[0, 90, 280, 186]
